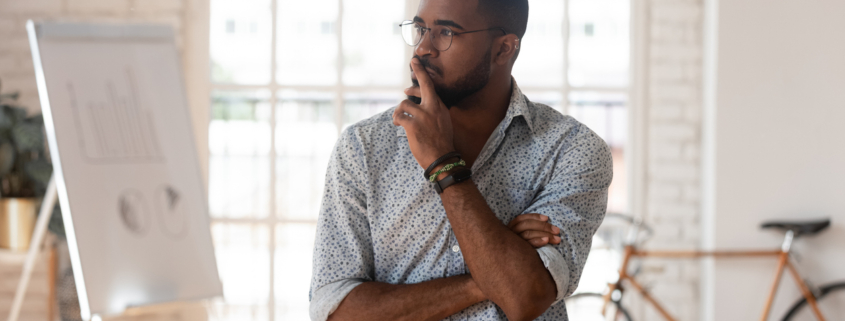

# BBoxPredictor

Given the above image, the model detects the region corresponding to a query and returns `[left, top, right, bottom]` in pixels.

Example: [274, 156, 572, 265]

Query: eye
[439, 28, 453, 37]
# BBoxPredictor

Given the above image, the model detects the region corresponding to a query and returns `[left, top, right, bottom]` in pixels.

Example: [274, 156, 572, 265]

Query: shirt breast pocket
[484, 186, 537, 225]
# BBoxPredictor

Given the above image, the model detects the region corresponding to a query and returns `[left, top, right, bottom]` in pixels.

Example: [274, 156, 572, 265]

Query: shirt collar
[396, 78, 534, 137]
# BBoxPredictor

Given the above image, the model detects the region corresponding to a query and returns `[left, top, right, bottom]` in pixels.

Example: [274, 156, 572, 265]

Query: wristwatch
[434, 168, 473, 194]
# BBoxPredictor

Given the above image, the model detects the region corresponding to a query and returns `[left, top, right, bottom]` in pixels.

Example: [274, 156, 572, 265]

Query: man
[309, 0, 612, 320]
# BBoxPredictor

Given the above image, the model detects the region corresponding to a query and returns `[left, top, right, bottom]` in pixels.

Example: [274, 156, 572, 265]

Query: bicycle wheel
[781, 282, 845, 320]
[565, 292, 632, 321]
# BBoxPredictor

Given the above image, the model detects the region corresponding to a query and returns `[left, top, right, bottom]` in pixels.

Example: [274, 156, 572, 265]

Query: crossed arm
[328, 202, 563, 321]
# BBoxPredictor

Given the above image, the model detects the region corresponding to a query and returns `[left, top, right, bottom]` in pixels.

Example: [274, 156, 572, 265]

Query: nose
[414, 29, 439, 58]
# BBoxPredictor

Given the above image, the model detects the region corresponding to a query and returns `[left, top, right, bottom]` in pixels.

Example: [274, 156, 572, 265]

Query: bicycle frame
[602, 230, 827, 321]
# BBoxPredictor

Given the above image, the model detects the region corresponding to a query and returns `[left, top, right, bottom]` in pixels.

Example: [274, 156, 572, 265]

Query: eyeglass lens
[401, 22, 453, 51]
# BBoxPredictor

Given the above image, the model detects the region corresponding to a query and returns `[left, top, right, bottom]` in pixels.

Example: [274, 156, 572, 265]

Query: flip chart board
[27, 21, 222, 320]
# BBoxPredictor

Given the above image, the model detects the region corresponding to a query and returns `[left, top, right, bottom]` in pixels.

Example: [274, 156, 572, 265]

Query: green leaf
[26, 114, 44, 125]
[48, 204, 65, 239]
[24, 160, 52, 194]
[0, 142, 15, 176]
[11, 122, 43, 152]
[3, 105, 27, 123]
[0, 108, 13, 131]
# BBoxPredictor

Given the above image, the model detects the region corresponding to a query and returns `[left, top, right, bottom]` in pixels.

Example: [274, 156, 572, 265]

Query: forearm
[328, 274, 485, 321]
[440, 180, 557, 320]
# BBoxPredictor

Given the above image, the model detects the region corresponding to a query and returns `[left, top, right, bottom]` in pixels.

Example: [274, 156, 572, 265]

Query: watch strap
[434, 167, 473, 194]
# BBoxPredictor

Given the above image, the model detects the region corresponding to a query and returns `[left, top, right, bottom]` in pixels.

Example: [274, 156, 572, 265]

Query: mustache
[411, 56, 442, 78]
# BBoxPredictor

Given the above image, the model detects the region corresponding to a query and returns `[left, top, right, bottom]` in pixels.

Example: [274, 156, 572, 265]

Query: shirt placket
[446, 229, 468, 321]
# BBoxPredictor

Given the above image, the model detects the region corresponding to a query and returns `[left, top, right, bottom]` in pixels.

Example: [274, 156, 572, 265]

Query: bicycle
[565, 213, 845, 321]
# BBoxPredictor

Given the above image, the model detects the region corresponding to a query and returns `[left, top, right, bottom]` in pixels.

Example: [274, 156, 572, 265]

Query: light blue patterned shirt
[309, 82, 612, 320]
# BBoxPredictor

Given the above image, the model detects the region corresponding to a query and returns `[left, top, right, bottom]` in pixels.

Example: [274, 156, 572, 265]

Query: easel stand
[7, 176, 57, 321]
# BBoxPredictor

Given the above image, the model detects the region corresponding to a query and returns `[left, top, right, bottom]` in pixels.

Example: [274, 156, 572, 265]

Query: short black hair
[477, 0, 529, 40]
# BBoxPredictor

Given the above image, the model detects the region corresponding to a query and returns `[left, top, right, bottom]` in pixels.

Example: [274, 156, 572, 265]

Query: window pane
[277, 0, 339, 85]
[568, 0, 630, 88]
[512, 0, 564, 87]
[210, 0, 272, 84]
[342, 0, 406, 86]
[522, 91, 563, 113]
[568, 91, 627, 213]
[210, 91, 272, 156]
[208, 223, 271, 321]
[342, 92, 402, 129]
[275, 223, 317, 321]
[276, 91, 337, 220]
[209, 91, 271, 218]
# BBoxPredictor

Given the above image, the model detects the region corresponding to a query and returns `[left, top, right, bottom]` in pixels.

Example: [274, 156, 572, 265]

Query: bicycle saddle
[760, 218, 831, 237]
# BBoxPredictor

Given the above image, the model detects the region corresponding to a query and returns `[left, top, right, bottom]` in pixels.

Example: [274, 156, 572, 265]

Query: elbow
[498, 286, 556, 321]
[500, 302, 550, 321]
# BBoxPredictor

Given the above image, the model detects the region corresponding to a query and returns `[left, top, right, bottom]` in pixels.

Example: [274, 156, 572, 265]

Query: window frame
[199, 0, 642, 319]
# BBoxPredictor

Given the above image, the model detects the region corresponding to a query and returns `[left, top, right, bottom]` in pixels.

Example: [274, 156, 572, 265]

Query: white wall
[704, 0, 845, 319]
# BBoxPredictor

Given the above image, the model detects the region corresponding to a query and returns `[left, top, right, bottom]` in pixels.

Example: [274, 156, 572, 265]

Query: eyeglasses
[399, 20, 507, 51]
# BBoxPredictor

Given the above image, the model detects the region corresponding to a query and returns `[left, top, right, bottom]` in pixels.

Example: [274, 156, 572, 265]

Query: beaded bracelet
[429, 160, 466, 182]
[424, 151, 461, 179]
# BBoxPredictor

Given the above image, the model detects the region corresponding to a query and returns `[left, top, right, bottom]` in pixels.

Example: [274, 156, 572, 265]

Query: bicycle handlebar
[604, 212, 654, 244]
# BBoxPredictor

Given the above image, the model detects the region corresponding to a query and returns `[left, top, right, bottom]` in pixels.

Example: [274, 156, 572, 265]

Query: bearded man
[309, 0, 612, 320]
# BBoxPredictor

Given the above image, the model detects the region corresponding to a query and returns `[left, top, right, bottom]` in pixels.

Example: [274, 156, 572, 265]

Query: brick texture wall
[625, 0, 705, 320]
[0, 0, 188, 114]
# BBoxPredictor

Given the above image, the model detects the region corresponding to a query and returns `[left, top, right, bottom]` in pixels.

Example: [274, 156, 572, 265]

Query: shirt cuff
[536, 245, 571, 304]
[309, 278, 365, 321]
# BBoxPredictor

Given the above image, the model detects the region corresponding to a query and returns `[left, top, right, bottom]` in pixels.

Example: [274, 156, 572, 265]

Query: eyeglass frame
[398, 20, 509, 51]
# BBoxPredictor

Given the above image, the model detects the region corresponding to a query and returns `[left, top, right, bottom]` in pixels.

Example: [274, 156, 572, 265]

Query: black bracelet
[434, 167, 473, 194]
[423, 151, 461, 179]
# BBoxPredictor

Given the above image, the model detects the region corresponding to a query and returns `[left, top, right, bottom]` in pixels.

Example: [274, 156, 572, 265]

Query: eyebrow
[412, 16, 466, 30]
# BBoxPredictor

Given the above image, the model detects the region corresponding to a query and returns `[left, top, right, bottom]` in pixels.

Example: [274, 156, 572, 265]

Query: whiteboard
[26, 21, 222, 320]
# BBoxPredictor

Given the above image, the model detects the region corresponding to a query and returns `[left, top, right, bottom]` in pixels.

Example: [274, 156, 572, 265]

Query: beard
[409, 50, 492, 109]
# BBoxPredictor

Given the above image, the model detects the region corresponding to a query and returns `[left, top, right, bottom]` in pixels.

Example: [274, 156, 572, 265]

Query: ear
[492, 34, 519, 65]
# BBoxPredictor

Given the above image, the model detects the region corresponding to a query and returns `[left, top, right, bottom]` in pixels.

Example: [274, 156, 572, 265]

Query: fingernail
[541, 215, 548, 221]
[541, 237, 549, 242]
[554, 236, 561, 243]
[553, 226, 560, 234]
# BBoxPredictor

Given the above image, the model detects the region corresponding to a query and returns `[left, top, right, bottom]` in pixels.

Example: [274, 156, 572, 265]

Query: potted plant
[0, 79, 62, 251]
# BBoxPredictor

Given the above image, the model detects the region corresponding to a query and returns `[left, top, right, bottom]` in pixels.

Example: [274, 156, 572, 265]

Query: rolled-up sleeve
[309, 128, 374, 321]
[523, 123, 613, 303]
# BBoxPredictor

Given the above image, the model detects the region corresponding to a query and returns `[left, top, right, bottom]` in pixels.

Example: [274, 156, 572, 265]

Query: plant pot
[0, 197, 37, 251]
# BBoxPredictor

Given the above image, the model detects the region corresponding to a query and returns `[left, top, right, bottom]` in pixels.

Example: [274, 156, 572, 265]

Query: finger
[511, 221, 560, 237]
[528, 237, 550, 248]
[507, 213, 549, 228]
[519, 230, 557, 241]
[410, 58, 438, 105]
[510, 220, 549, 233]
[404, 86, 422, 98]
[392, 101, 419, 126]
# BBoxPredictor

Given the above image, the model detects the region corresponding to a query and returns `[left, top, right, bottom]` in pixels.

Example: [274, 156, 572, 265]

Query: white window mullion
[335, 0, 346, 135]
[268, 0, 279, 319]
[561, 0, 571, 115]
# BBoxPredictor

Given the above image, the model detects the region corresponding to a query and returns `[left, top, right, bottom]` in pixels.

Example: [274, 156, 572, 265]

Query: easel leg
[7, 176, 58, 321]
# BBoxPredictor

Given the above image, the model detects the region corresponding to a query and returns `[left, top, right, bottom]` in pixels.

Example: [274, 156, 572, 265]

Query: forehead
[415, 0, 483, 27]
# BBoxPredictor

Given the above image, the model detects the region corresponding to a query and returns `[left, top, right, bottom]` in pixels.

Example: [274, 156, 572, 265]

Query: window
[207, 0, 630, 320]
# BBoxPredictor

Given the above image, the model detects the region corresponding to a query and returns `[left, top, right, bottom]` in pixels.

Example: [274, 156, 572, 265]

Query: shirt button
[452, 245, 460, 253]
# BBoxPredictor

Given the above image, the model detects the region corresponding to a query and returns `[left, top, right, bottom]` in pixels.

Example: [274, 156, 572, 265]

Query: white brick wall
[0, 0, 188, 114]
[625, 0, 705, 320]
